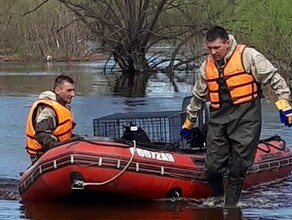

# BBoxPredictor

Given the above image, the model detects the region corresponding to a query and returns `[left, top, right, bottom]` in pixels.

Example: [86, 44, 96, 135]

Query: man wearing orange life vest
[26, 75, 76, 164]
[180, 26, 292, 206]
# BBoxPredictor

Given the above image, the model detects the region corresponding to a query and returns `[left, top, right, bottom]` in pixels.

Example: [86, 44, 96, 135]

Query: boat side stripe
[19, 153, 292, 195]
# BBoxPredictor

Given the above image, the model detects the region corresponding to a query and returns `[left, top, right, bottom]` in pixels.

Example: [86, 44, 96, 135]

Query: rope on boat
[72, 140, 137, 189]
[257, 135, 286, 153]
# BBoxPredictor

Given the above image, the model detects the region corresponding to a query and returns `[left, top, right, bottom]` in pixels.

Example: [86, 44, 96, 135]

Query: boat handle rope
[257, 137, 286, 153]
[71, 140, 137, 189]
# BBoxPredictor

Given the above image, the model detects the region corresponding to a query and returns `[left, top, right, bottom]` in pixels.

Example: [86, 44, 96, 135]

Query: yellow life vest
[206, 44, 258, 108]
[26, 99, 73, 155]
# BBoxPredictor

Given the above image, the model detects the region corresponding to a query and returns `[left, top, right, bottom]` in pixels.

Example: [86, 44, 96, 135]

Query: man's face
[55, 81, 75, 104]
[207, 38, 230, 61]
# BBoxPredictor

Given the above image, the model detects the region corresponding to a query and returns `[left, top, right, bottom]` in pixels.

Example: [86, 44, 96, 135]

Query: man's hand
[280, 109, 292, 126]
[180, 118, 194, 140]
[275, 99, 292, 127]
[180, 128, 192, 140]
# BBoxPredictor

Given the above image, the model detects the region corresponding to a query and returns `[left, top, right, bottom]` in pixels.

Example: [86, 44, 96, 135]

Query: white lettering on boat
[130, 147, 175, 162]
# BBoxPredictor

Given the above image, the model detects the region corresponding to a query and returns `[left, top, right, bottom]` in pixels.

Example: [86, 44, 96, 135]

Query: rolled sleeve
[243, 48, 291, 100]
[186, 63, 208, 122]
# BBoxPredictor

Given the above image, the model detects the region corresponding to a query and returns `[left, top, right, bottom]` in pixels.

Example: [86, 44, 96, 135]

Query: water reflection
[0, 73, 109, 96]
[0, 62, 115, 96]
[0, 200, 25, 220]
[23, 201, 244, 220]
[0, 62, 192, 97]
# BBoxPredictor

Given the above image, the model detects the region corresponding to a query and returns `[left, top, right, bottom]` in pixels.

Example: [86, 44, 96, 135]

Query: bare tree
[54, 0, 213, 95]
[19, 0, 237, 96]
[57, 0, 174, 74]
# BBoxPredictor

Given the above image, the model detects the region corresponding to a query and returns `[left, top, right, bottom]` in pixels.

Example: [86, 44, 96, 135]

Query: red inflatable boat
[19, 136, 292, 203]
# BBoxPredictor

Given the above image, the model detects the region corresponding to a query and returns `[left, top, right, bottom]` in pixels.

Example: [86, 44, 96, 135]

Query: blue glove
[275, 99, 292, 127]
[180, 118, 194, 140]
[279, 109, 292, 127]
[180, 128, 192, 140]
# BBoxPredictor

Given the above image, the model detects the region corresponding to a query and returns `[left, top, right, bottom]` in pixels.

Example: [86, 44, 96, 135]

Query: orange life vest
[206, 44, 258, 108]
[26, 99, 73, 155]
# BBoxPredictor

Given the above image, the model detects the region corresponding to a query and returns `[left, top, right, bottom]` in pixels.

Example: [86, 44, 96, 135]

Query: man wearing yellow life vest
[26, 75, 77, 164]
[180, 26, 292, 207]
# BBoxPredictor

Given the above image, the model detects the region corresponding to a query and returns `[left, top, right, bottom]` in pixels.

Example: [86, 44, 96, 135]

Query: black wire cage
[93, 110, 186, 147]
[93, 97, 209, 149]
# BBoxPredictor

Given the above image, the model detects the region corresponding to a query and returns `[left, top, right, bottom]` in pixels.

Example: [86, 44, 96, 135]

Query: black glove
[188, 127, 206, 149]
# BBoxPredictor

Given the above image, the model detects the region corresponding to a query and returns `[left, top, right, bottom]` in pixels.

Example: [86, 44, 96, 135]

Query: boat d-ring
[71, 180, 85, 190]
[70, 172, 85, 190]
[166, 187, 182, 200]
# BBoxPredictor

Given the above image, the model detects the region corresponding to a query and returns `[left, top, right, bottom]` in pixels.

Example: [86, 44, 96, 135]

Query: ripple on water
[244, 208, 292, 220]
[0, 200, 25, 220]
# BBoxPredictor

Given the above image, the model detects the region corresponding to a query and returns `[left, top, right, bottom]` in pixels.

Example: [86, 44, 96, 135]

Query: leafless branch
[56, 18, 79, 34]
[22, 0, 50, 16]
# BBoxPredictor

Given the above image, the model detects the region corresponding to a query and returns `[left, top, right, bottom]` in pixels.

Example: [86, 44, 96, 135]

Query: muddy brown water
[0, 62, 291, 219]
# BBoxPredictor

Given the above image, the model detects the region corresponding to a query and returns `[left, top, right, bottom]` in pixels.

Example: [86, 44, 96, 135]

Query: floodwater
[0, 61, 292, 219]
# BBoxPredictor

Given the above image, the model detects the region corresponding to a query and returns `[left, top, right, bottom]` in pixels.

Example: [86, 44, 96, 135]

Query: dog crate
[93, 110, 186, 147]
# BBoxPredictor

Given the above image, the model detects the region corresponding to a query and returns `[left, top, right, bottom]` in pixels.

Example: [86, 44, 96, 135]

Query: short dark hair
[206, 26, 229, 42]
[54, 75, 74, 89]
